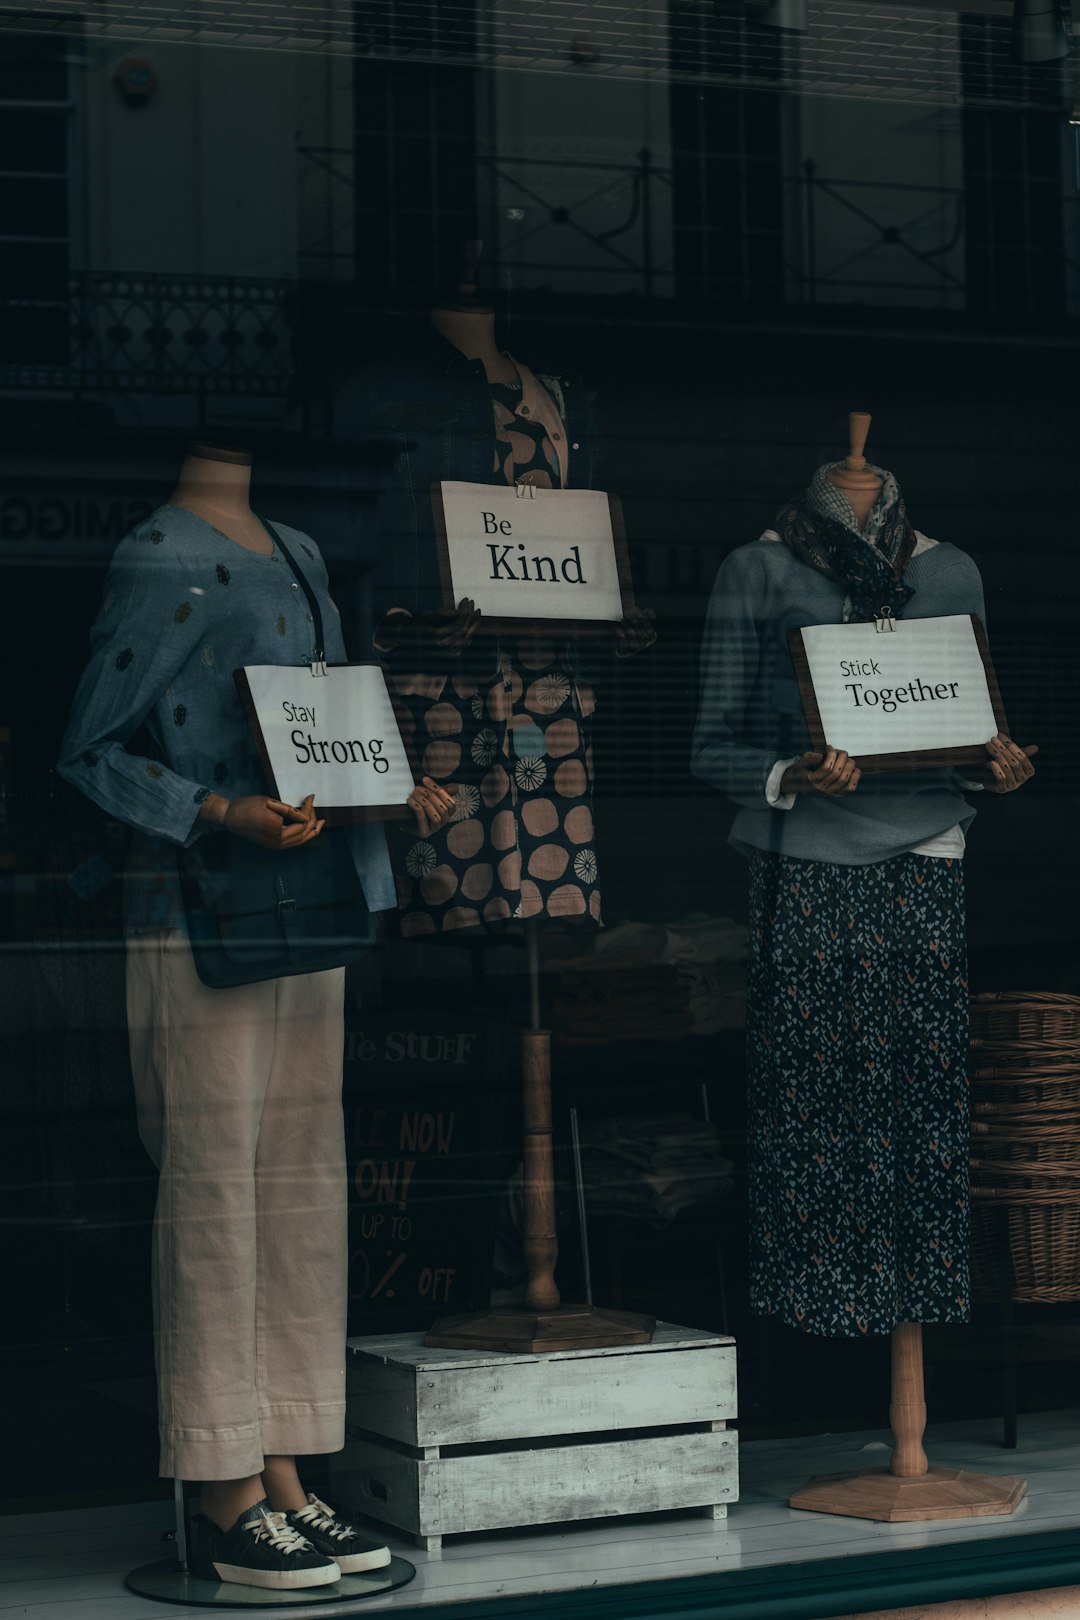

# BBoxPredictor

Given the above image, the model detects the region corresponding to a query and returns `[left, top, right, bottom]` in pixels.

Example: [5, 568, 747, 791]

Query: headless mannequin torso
[169, 443, 273, 555]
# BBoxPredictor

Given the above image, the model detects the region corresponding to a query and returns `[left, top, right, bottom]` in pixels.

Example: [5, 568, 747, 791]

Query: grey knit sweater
[691, 538, 987, 865]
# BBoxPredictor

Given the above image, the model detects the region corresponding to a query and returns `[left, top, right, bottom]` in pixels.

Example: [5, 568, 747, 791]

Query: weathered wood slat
[333, 1428, 739, 1539]
[345, 1321, 733, 1372]
[349, 1344, 736, 1447]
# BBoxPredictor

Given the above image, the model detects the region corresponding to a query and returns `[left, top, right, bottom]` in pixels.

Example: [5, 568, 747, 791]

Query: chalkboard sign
[343, 1011, 514, 1334]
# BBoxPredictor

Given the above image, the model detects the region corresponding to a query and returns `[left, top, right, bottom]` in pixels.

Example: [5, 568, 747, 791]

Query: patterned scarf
[774, 462, 916, 623]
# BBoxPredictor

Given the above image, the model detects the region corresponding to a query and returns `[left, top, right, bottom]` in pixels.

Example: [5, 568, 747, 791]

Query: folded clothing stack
[551, 912, 747, 1043]
[583, 1113, 736, 1226]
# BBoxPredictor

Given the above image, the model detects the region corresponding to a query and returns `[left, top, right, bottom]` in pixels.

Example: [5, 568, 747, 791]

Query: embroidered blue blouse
[58, 504, 396, 932]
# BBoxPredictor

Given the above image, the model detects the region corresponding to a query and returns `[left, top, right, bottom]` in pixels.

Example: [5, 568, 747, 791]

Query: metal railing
[0, 271, 296, 399]
[300, 141, 1059, 315]
[488, 147, 673, 302]
[792, 160, 966, 307]
[3, 149, 1077, 400]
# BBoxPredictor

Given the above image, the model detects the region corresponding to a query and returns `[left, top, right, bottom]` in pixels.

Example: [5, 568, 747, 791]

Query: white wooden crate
[332, 1322, 738, 1550]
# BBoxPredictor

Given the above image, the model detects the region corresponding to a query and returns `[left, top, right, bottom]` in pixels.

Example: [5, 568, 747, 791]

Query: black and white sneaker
[286, 1494, 391, 1574]
[193, 1499, 341, 1590]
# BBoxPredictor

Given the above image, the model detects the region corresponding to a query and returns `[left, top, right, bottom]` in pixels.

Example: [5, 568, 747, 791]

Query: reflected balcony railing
[2, 152, 1077, 400]
[0, 270, 296, 399]
[303, 142, 1078, 317]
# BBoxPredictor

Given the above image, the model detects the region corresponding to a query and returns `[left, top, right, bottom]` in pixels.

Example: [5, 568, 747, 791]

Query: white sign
[798, 615, 998, 759]
[437, 481, 625, 626]
[238, 663, 416, 817]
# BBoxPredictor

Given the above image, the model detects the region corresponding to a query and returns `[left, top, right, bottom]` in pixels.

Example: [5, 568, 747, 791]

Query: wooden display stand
[790, 1323, 1026, 1522]
[788, 417, 1027, 1524]
[334, 1323, 737, 1552]
[424, 922, 654, 1353]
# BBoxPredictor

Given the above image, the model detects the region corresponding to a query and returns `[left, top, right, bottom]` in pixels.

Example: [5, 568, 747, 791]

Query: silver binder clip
[515, 481, 537, 499]
[875, 606, 896, 634]
[310, 654, 329, 678]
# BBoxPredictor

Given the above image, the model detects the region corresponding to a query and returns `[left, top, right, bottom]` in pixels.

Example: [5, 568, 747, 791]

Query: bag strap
[262, 520, 326, 668]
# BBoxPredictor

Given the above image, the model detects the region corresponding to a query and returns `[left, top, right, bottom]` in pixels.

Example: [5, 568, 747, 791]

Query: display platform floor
[5, 1411, 1080, 1620]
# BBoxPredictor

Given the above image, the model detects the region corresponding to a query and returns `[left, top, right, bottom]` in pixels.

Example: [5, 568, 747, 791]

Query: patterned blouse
[58, 504, 395, 933]
[388, 373, 602, 936]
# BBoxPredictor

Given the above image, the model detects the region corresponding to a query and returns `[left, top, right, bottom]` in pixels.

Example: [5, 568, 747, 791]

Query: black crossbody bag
[178, 525, 374, 988]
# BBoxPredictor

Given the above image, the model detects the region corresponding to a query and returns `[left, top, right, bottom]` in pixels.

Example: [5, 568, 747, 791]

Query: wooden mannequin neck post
[169, 443, 274, 555]
[825, 410, 883, 533]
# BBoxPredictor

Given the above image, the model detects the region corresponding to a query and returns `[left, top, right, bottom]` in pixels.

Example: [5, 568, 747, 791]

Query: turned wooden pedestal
[789, 1323, 1027, 1522]
[425, 1024, 653, 1353]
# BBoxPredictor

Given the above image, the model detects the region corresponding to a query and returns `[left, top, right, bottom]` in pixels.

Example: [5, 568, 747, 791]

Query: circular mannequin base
[126, 1555, 416, 1608]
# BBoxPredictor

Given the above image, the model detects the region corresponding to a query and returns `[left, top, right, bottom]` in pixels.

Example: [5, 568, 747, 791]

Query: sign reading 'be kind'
[432, 481, 634, 635]
[788, 614, 1008, 773]
[236, 662, 417, 823]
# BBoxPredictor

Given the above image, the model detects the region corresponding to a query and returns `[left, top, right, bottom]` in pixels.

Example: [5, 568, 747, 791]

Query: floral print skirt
[390, 641, 601, 936]
[747, 851, 970, 1339]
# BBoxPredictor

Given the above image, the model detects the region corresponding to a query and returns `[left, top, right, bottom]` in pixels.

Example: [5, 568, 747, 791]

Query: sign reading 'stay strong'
[434, 481, 629, 633]
[236, 662, 416, 822]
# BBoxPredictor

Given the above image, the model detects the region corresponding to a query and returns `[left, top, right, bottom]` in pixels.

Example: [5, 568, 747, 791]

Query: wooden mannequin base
[424, 1303, 656, 1353]
[789, 1465, 1027, 1522]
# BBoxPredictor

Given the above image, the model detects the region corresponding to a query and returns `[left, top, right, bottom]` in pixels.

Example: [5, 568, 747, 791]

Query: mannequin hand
[615, 608, 657, 656]
[406, 776, 457, 836]
[976, 735, 1038, 794]
[215, 793, 326, 849]
[426, 598, 482, 657]
[435, 598, 482, 656]
[780, 750, 861, 798]
[376, 600, 481, 662]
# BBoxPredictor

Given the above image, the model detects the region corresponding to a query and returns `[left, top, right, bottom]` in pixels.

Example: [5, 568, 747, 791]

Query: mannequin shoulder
[707, 536, 790, 599]
[267, 522, 326, 570]
[534, 368, 586, 408]
[717, 534, 790, 574]
[106, 506, 205, 576]
[910, 537, 982, 584]
[907, 538, 985, 613]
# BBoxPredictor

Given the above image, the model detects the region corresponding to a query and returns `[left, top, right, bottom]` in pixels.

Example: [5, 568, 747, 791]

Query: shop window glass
[2, 6, 1079, 1611]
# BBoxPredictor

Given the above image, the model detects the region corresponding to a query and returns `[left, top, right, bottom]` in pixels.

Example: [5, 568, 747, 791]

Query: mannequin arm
[692, 548, 793, 808]
[614, 608, 657, 657]
[374, 602, 483, 670]
[58, 536, 213, 846]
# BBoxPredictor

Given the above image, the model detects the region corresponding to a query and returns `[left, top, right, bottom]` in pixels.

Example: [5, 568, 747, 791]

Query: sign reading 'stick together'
[432, 481, 635, 636]
[788, 614, 1009, 773]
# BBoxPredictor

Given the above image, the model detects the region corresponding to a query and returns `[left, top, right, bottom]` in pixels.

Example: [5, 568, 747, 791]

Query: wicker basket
[971, 1184, 1080, 1304]
[968, 1074, 1080, 1110]
[970, 1123, 1080, 1163]
[970, 992, 1080, 1047]
[971, 1052, 1080, 1077]
[971, 1096, 1080, 1121]
[967, 991, 1080, 1303]
[969, 1158, 1080, 1189]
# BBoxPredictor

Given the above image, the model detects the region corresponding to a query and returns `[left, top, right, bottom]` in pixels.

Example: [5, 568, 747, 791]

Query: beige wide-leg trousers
[126, 931, 348, 1481]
